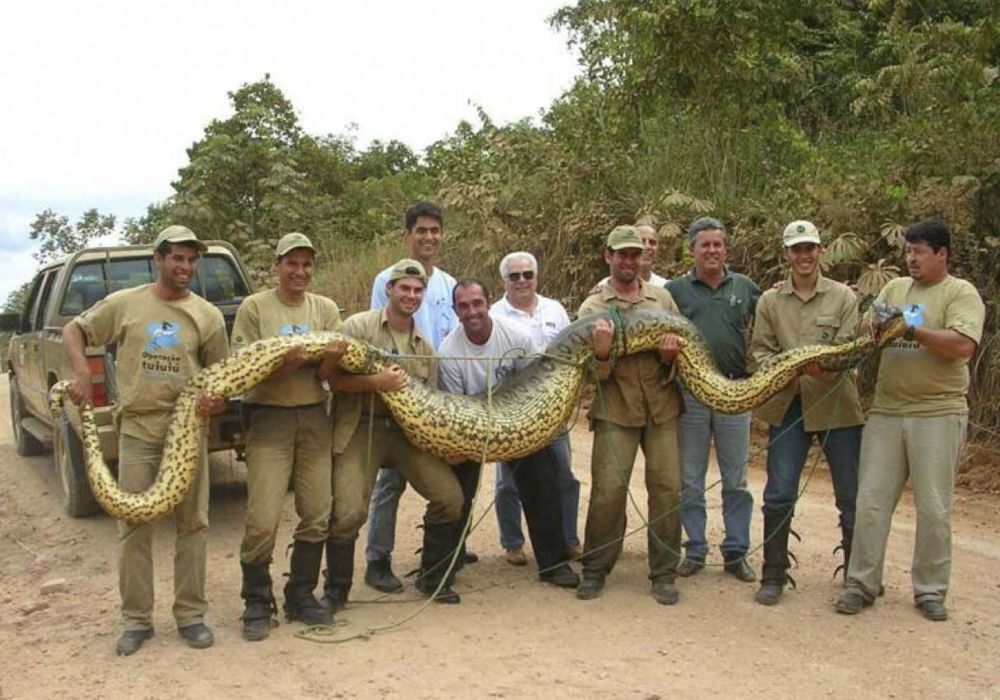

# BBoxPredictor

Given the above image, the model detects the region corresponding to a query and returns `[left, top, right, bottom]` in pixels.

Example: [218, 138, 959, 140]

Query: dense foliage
[7, 2, 998, 438]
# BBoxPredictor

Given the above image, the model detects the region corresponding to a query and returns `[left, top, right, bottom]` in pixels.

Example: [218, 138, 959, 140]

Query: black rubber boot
[755, 508, 793, 606]
[283, 540, 333, 626]
[364, 557, 404, 593]
[240, 560, 276, 642]
[834, 525, 853, 585]
[414, 519, 462, 604]
[321, 538, 354, 613]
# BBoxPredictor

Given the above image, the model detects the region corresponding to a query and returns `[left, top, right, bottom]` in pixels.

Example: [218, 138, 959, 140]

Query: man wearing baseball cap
[63, 224, 228, 655]
[232, 232, 345, 640]
[750, 220, 864, 605]
[324, 258, 466, 605]
[575, 225, 685, 604]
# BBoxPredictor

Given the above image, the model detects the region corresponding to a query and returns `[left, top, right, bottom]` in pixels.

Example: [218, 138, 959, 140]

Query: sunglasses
[507, 270, 535, 282]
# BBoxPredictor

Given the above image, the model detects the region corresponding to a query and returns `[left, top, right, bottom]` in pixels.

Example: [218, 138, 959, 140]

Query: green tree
[29, 208, 116, 265]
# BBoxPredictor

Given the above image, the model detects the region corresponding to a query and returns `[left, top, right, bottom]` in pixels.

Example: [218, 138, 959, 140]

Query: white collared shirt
[490, 294, 571, 353]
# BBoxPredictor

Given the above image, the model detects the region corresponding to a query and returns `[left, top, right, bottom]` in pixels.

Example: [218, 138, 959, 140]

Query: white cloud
[0, 0, 581, 304]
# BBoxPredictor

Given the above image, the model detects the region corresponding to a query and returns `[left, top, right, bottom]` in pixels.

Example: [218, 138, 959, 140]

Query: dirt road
[2, 375, 999, 699]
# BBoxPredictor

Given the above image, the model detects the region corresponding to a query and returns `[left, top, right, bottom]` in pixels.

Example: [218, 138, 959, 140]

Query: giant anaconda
[50, 304, 906, 524]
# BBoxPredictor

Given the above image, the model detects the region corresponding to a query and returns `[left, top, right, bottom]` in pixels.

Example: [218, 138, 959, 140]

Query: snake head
[870, 302, 908, 347]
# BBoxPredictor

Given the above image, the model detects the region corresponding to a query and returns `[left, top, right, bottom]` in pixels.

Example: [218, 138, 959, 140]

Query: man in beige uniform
[836, 219, 985, 622]
[232, 233, 345, 641]
[576, 225, 684, 605]
[324, 259, 466, 606]
[750, 221, 864, 606]
[63, 226, 228, 656]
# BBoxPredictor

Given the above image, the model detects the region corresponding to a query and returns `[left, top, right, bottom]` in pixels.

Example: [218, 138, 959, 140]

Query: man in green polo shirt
[232, 232, 345, 641]
[666, 217, 760, 582]
[576, 225, 684, 605]
[836, 219, 985, 622]
[750, 220, 864, 606]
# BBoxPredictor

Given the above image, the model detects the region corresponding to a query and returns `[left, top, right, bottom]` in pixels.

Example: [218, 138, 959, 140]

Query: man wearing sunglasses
[362, 202, 461, 595]
[489, 252, 581, 567]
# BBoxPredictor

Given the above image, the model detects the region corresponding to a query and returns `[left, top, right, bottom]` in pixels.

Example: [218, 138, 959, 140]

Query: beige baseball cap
[276, 232, 315, 257]
[154, 225, 207, 252]
[388, 258, 427, 283]
[782, 220, 822, 247]
[606, 225, 644, 250]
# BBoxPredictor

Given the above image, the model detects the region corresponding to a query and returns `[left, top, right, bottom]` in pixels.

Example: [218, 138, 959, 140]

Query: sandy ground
[2, 375, 1000, 699]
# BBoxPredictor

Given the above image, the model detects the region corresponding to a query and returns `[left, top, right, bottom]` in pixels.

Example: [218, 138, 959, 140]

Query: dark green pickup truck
[4, 242, 253, 516]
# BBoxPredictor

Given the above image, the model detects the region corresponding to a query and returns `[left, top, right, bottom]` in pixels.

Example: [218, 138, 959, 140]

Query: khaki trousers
[118, 432, 209, 631]
[240, 404, 332, 564]
[329, 417, 462, 542]
[846, 413, 967, 603]
[583, 418, 682, 580]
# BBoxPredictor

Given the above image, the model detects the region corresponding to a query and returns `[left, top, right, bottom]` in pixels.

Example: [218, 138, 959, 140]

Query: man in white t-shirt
[440, 280, 579, 587]
[363, 202, 461, 594]
[489, 251, 581, 566]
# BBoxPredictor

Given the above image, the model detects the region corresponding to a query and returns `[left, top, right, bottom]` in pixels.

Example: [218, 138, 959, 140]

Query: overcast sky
[0, 0, 581, 302]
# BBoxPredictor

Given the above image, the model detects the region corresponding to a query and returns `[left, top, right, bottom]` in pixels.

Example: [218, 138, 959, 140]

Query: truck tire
[53, 413, 101, 518]
[9, 376, 45, 456]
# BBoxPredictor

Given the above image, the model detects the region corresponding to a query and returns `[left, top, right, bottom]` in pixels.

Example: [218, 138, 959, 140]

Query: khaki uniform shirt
[870, 275, 985, 417]
[231, 289, 342, 407]
[578, 280, 683, 427]
[751, 275, 864, 431]
[74, 284, 229, 443]
[332, 309, 437, 454]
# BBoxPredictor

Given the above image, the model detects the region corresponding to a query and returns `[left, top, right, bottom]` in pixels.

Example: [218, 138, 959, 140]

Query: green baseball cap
[606, 225, 644, 250]
[388, 258, 427, 283]
[276, 232, 315, 257]
[154, 225, 207, 252]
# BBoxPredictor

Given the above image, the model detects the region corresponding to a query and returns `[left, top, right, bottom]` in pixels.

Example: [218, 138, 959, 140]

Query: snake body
[49, 304, 906, 524]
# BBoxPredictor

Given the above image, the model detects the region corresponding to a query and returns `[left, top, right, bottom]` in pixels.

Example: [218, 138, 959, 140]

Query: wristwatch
[903, 325, 917, 342]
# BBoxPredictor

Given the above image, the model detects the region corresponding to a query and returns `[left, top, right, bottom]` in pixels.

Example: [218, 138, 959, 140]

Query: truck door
[18, 269, 59, 418]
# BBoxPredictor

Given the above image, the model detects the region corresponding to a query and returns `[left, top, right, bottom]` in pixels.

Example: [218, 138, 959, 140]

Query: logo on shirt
[142, 321, 183, 376]
[903, 304, 926, 328]
[144, 321, 180, 352]
[279, 323, 310, 336]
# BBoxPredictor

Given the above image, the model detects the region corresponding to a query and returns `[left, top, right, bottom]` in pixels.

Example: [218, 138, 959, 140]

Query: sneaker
[364, 558, 404, 593]
[540, 564, 580, 588]
[723, 556, 757, 583]
[835, 589, 872, 615]
[576, 573, 605, 600]
[651, 578, 680, 605]
[917, 599, 948, 622]
[178, 623, 214, 649]
[676, 558, 705, 577]
[505, 546, 528, 567]
[115, 629, 153, 657]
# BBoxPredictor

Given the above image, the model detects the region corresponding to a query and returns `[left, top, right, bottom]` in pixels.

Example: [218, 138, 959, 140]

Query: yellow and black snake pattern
[49, 304, 906, 524]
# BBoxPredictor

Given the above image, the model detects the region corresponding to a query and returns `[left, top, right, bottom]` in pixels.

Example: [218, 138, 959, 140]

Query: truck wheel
[53, 413, 101, 518]
[9, 376, 45, 456]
